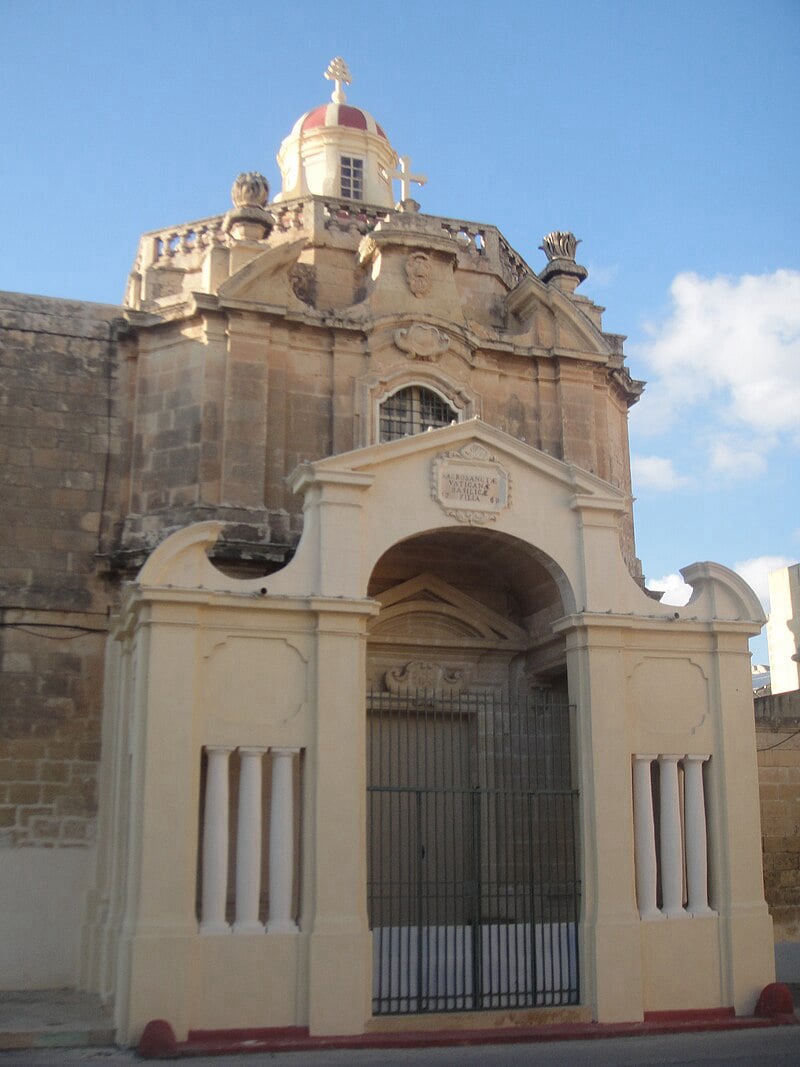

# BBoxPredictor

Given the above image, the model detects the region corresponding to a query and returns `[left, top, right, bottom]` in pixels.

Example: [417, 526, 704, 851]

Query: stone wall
[0, 292, 123, 847]
[755, 688, 800, 979]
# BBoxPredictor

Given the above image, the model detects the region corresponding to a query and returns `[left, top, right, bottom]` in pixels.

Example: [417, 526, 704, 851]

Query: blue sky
[2, 1, 798, 662]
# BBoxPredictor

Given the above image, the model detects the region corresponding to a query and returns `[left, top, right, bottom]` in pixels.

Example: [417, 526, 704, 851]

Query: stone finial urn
[231, 172, 270, 210]
[539, 231, 580, 263]
[538, 230, 588, 293]
[224, 172, 272, 240]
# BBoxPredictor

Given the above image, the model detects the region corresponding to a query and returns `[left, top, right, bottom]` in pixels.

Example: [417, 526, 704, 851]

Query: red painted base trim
[644, 1007, 735, 1023]
[134, 1010, 799, 1060]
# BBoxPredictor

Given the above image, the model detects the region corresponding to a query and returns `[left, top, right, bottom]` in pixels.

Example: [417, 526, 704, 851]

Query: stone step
[0, 990, 114, 1051]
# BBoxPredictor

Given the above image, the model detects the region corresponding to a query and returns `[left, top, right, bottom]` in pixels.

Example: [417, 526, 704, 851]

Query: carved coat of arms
[405, 252, 432, 297]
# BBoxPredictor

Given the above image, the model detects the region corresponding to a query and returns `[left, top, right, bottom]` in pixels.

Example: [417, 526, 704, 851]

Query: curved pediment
[217, 238, 307, 305]
[506, 272, 613, 358]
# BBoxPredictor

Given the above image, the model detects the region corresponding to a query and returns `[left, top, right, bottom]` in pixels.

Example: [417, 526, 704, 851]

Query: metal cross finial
[391, 155, 427, 204]
[325, 57, 352, 104]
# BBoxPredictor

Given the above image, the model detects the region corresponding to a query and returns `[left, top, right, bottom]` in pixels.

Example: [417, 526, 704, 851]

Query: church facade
[1, 60, 775, 1043]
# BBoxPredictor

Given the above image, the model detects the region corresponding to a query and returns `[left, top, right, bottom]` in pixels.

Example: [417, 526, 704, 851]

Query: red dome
[297, 103, 388, 140]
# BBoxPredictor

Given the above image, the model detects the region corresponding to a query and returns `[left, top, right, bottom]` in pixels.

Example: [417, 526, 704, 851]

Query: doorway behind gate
[367, 687, 580, 1015]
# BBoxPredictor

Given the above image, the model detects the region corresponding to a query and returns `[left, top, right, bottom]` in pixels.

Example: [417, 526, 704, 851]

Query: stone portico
[0, 58, 777, 1044]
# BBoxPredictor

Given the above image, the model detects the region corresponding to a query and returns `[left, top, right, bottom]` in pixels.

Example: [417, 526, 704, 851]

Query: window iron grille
[380, 386, 457, 443]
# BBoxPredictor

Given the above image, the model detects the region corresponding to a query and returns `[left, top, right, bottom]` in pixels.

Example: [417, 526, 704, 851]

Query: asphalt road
[2, 1025, 800, 1067]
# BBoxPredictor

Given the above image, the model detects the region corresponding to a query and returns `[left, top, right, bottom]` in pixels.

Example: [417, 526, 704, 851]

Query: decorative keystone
[224, 171, 272, 241]
[538, 230, 588, 293]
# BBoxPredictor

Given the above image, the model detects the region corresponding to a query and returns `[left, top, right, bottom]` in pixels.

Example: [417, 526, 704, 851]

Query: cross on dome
[391, 155, 427, 203]
[324, 56, 352, 104]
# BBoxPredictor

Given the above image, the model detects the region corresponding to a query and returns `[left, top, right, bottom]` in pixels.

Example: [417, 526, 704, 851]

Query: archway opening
[365, 527, 580, 1015]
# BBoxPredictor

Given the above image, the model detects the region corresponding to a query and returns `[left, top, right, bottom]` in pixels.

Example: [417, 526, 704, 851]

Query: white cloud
[631, 455, 690, 491]
[634, 270, 800, 456]
[709, 438, 767, 480]
[733, 555, 797, 611]
[585, 263, 618, 289]
[646, 572, 693, 606]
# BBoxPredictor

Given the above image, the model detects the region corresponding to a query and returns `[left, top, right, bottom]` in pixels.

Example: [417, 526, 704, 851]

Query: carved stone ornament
[431, 443, 511, 526]
[394, 323, 450, 361]
[290, 263, 316, 306]
[539, 231, 580, 262]
[405, 251, 432, 297]
[231, 172, 270, 209]
[384, 661, 467, 698]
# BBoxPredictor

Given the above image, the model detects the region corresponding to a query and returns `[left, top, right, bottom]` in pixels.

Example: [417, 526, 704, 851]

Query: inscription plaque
[432, 444, 510, 525]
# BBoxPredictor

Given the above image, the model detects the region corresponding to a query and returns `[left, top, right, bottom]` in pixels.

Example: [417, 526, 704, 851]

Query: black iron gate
[367, 687, 580, 1015]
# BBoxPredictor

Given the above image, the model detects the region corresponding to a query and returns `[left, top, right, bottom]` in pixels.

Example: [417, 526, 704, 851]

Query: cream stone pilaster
[221, 312, 269, 507]
[305, 600, 378, 1036]
[114, 597, 203, 1045]
[198, 312, 228, 505]
[632, 755, 661, 921]
[563, 619, 644, 1023]
[266, 747, 300, 934]
[101, 624, 137, 1002]
[288, 467, 375, 598]
[700, 623, 775, 1013]
[234, 747, 268, 935]
[556, 361, 597, 475]
[658, 755, 686, 918]
[79, 623, 123, 992]
[569, 494, 631, 612]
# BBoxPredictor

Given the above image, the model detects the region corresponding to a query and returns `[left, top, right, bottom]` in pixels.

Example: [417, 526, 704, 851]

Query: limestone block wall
[0, 292, 129, 986]
[755, 689, 800, 979]
[0, 292, 125, 851]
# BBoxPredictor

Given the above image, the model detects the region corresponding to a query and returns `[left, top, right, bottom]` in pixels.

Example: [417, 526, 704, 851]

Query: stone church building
[0, 60, 776, 1043]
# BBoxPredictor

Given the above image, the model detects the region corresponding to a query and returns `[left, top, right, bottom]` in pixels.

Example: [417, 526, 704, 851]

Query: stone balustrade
[133, 215, 229, 273]
[632, 753, 714, 920]
[199, 745, 301, 935]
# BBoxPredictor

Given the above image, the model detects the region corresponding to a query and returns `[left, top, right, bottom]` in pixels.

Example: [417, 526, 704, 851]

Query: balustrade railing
[133, 215, 229, 273]
[128, 197, 536, 296]
[199, 744, 301, 935]
[632, 753, 714, 920]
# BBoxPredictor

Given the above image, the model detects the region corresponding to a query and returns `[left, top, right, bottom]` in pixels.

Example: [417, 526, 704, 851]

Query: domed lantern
[274, 58, 402, 208]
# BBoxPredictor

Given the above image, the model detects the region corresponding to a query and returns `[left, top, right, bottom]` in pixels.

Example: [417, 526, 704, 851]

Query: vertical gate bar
[462, 693, 470, 1009]
[495, 691, 503, 1007]
[569, 704, 580, 1001]
[459, 693, 467, 1010]
[404, 690, 412, 1013]
[537, 705, 552, 1003]
[559, 701, 568, 1000]
[498, 692, 505, 1009]
[505, 692, 515, 1006]
[448, 691, 454, 1007]
[377, 691, 385, 1013]
[521, 692, 536, 1004]
[420, 789, 426, 1011]
[507, 695, 518, 1006]
[571, 789, 580, 1001]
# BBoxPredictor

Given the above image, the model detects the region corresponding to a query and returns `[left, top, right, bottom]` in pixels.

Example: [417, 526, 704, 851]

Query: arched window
[379, 385, 458, 442]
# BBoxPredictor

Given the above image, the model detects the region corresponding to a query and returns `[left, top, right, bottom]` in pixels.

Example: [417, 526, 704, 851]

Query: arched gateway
[4, 58, 774, 1051]
[366, 529, 579, 1013]
[83, 418, 774, 1043]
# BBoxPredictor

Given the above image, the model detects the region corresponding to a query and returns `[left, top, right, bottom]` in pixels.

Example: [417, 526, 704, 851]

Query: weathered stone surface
[756, 692, 800, 947]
